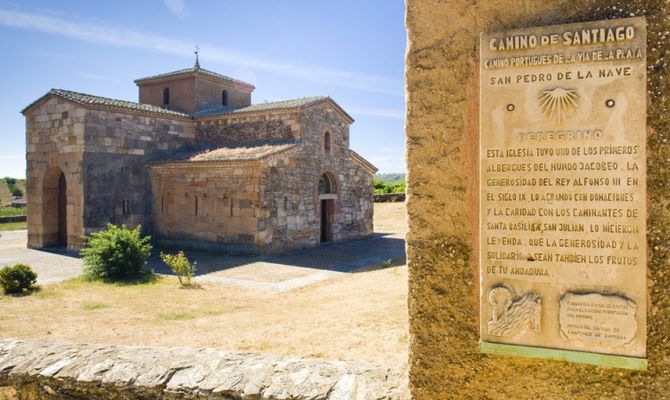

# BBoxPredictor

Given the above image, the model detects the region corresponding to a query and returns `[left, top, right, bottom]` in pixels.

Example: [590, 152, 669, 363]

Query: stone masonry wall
[406, 1, 670, 399]
[257, 104, 374, 253]
[0, 338, 407, 400]
[194, 76, 252, 110]
[25, 98, 86, 249]
[138, 77, 196, 114]
[82, 109, 195, 236]
[148, 162, 261, 254]
[196, 111, 300, 144]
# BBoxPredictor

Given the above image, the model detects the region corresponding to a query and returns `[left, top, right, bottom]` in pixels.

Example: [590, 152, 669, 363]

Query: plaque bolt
[506, 104, 515, 111]
[606, 99, 616, 108]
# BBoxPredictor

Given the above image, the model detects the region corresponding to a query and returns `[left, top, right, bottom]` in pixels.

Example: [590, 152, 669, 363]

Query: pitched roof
[21, 89, 191, 118]
[150, 142, 298, 165]
[134, 67, 255, 89]
[194, 96, 354, 122]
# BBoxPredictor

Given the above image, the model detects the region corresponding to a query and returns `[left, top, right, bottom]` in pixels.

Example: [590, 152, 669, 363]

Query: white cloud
[162, 0, 188, 17]
[346, 106, 404, 119]
[78, 73, 122, 83]
[0, 9, 401, 96]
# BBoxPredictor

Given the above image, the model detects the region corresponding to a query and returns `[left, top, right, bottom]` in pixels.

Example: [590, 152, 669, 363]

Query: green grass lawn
[0, 207, 26, 217]
[0, 221, 27, 231]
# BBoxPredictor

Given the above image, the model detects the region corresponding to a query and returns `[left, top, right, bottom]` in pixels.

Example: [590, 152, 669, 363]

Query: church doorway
[318, 173, 336, 244]
[320, 199, 334, 243]
[57, 172, 67, 246]
[41, 167, 68, 248]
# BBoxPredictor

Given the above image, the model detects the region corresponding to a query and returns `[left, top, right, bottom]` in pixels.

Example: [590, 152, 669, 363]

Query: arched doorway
[57, 172, 67, 246]
[318, 173, 336, 243]
[41, 167, 68, 248]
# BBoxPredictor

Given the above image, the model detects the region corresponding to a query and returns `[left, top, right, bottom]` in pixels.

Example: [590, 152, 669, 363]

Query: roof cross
[194, 44, 200, 69]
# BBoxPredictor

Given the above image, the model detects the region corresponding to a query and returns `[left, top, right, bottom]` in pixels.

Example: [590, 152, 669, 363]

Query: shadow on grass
[1, 285, 40, 297]
[177, 281, 204, 290]
[77, 271, 162, 286]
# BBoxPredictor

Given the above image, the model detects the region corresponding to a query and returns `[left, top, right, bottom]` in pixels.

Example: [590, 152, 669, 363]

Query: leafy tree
[10, 187, 23, 197]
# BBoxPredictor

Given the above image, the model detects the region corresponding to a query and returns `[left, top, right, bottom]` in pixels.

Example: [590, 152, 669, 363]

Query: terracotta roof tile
[151, 142, 298, 164]
[22, 89, 191, 118]
[134, 67, 255, 89]
[193, 96, 330, 117]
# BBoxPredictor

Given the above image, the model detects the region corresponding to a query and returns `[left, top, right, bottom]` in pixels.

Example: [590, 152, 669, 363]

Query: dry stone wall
[0, 338, 407, 400]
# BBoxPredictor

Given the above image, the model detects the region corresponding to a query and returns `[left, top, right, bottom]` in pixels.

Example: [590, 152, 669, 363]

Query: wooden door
[320, 199, 333, 243]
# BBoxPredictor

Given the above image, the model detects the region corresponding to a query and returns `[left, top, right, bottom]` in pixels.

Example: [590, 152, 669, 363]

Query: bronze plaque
[479, 17, 647, 362]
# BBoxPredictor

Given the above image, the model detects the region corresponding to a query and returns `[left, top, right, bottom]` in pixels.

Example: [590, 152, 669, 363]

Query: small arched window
[318, 173, 335, 194]
[222, 90, 228, 106]
[163, 87, 170, 105]
[324, 131, 331, 157]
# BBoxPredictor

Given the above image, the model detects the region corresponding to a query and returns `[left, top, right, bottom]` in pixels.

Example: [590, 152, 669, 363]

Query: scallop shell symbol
[538, 87, 580, 122]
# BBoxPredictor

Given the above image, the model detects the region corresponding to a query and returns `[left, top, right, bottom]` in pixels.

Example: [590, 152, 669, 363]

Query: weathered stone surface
[148, 103, 375, 255]
[479, 17, 648, 359]
[406, 0, 670, 398]
[0, 338, 407, 400]
[559, 292, 638, 346]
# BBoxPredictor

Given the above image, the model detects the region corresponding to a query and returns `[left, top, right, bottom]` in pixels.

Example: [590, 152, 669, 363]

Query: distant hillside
[374, 173, 406, 183]
[0, 178, 26, 206]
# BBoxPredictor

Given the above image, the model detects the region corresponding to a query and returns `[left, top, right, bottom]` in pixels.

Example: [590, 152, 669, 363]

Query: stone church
[22, 59, 376, 254]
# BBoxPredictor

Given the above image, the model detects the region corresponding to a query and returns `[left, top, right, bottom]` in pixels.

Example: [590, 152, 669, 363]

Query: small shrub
[3, 177, 16, 185]
[0, 264, 37, 295]
[373, 180, 406, 195]
[10, 187, 23, 197]
[160, 251, 197, 287]
[80, 224, 152, 281]
[382, 259, 393, 268]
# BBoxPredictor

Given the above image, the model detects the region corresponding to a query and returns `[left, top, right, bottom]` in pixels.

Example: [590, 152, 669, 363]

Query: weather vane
[194, 44, 200, 69]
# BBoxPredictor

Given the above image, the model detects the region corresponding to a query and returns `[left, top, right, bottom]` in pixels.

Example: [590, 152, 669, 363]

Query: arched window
[222, 90, 228, 106]
[324, 131, 331, 157]
[318, 173, 335, 194]
[163, 87, 170, 105]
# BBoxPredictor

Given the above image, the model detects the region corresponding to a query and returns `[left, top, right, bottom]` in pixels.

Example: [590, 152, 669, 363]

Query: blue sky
[0, 0, 406, 178]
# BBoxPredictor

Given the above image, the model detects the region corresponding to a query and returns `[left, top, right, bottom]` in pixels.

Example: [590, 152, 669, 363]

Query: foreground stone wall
[406, 1, 670, 399]
[0, 338, 406, 400]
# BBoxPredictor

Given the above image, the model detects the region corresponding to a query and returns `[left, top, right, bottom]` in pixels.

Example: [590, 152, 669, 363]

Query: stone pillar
[405, 1, 670, 398]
